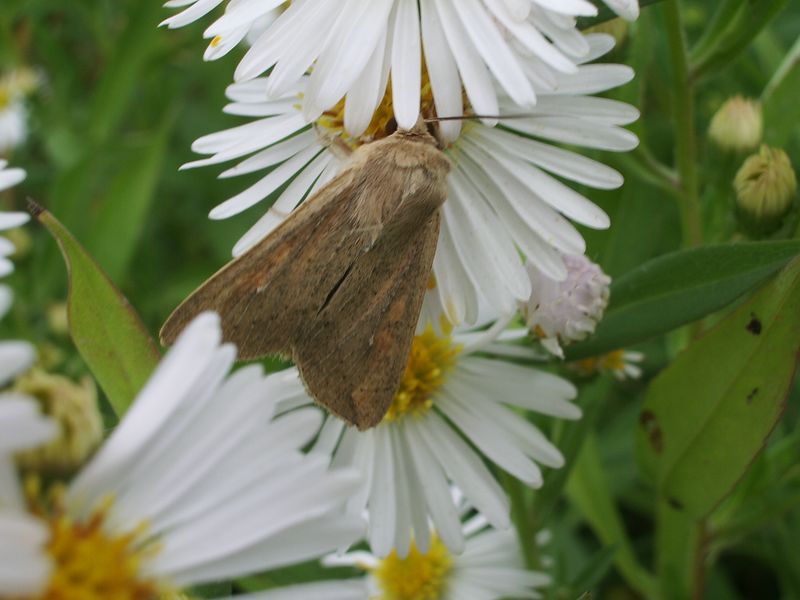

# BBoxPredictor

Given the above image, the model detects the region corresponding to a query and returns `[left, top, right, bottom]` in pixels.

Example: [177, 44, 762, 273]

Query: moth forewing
[160, 123, 451, 429]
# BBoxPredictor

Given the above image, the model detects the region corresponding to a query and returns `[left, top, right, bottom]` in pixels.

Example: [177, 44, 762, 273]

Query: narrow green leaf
[567, 241, 800, 359]
[567, 434, 657, 598]
[636, 257, 800, 518]
[85, 114, 174, 281]
[689, 0, 789, 81]
[33, 203, 161, 416]
[762, 36, 800, 147]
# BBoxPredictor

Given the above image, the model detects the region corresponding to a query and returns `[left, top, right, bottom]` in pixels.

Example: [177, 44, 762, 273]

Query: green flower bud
[46, 302, 69, 337]
[734, 145, 797, 235]
[709, 96, 763, 153]
[11, 369, 102, 475]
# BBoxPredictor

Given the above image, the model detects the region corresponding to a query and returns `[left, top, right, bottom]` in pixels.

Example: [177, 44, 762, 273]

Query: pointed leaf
[33, 203, 160, 416]
[567, 241, 800, 359]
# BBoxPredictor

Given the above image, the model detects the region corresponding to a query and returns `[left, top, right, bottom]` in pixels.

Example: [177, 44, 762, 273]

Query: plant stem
[663, 0, 703, 247]
[503, 473, 540, 570]
[692, 522, 710, 600]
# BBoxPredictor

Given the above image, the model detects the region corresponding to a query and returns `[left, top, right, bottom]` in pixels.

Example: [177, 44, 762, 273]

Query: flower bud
[734, 145, 797, 235]
[12, 369, 102, 474]
[709, 96, 763, 153]
[521, 254, 611, 358]
[46, 302, 69, 337]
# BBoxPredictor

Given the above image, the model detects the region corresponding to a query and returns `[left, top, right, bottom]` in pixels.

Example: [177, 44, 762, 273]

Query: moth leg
[313, 124, 353, 161]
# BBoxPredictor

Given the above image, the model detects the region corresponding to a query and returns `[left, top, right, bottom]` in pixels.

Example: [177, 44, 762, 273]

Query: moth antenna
[426, 113, 534, 122]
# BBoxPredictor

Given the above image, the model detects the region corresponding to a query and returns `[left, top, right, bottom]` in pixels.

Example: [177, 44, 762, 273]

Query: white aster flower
[0, 161, 28, 278]
[161, 0, 619, 132]
[181, 33, 637, 324]
[275, 316, 581, 558]
[0, 286, 36, 388]
[0, 312, 368, 600]
[0, 69, 38, 153]
[522, 253, 611, 358]
[0, 396, 55, 597]
[326, 508, 551, 600]
[0, 164, 35, 388]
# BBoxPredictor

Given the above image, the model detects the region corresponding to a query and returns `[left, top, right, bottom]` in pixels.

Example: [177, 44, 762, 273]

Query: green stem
[619, 147, 681, 196]
[567, 434, 658, 598]
[503, 473, 540, 570]
[663, 0, 703, 247]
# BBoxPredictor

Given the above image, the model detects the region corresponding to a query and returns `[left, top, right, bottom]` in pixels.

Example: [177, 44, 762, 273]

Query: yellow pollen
[210, 35, 223, 48]
[573, 349, 628, 377]
[374, 535, 453, 600]
[383, 326, 461, 423]
[21, 480, 165, 600]
[316, 64, 441, 148]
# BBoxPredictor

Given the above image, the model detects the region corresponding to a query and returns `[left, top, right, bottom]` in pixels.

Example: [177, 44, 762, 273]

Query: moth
[161, 119, 451, 430]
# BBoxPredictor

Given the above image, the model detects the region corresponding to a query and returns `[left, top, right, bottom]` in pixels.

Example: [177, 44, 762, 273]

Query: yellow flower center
[383, 325, 461, 423]
[0, 86, 9, 110]
[316, 66, 439, 148]
[373, 535, 453, 600]
[19, 481, 164, 600]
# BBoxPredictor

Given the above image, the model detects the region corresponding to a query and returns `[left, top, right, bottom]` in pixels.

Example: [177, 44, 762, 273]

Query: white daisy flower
[0, 69, 38, 153]
[0, 396, 55, 597]
[0, 161, 29, 279]
[325, 510, 551, 600]
[521, 253, 611, 358]
[275, 316, 581, 558]
[161, 0, 616, 131]
[0, 164, 35, 388]
[180, 33, 637, 324]
[0, 312, 368, 600]
[0, 286, 36, 388]
[602, 0, 640, 21]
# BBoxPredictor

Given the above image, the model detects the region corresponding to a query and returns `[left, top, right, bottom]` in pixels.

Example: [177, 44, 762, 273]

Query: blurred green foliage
[1, 1, 799, 599]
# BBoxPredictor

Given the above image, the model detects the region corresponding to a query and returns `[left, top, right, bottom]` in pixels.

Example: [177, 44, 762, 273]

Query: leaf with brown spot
[636, 257, 800, 518]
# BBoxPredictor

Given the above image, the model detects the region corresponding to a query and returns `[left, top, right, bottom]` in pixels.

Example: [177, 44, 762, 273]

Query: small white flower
[161, 0, 613, 131]
[571, 348, 645, 380]
[181, 33, 637, 324]
[277, 316, 580, 558]
[0, 69, 38, 153]
[0, 313, 368, 600]
[326, 509, 551, 600]
[0, 287, 36, 388]
[522, 253, 611, 358]
[0, 161, 28, 279]
[0, 397, 55, 597]
[0, 163, 35, 387]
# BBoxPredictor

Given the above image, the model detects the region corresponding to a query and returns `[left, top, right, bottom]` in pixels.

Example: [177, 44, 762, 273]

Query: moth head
[395, 115, 443, 149]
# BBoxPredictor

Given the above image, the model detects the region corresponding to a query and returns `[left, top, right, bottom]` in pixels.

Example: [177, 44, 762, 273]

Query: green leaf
[566, 241, 800, 359]
[762, 36, 800, 147]
[567, 434, 657, 598]
[636, 256, 800, 518]
[34, 203, 161, 416]
[85, 114, 174, 281]
[689, 0, 789, 81]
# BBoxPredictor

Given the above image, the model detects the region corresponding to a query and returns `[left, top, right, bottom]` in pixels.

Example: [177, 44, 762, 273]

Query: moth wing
[294, 210, 441, 430]
[159, 171, 373, 359]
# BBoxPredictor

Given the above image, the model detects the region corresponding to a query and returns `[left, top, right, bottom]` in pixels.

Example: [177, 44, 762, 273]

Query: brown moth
[160, 119, 451, 430]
